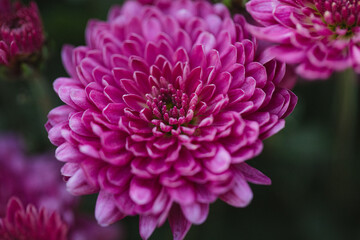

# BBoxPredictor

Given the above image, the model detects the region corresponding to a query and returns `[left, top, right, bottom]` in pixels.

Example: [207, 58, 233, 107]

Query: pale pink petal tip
[95, 191, 125, 226]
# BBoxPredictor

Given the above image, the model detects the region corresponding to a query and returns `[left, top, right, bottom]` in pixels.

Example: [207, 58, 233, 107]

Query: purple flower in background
[0, 0, 44, 66]
[246, 0, 360, 80]
[0, 197, 68, 240]
[0, 134, 122, 240]
[46, 0, 297, 239]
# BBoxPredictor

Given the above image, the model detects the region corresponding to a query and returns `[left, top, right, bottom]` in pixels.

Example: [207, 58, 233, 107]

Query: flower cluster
[0, 197, 68, 240]
[246, 0, 360, 79]
[46, 0, 297, 239]
[0, 134, 121, 240]
[0, 0, 44, 66]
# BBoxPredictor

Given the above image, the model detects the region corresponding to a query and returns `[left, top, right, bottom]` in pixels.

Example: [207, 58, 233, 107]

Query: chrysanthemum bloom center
[311, 0, 360, 37]
[147, 84, 196, 127]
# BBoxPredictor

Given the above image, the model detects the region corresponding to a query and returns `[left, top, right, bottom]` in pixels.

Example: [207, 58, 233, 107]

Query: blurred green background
[1, 0, 360, 239]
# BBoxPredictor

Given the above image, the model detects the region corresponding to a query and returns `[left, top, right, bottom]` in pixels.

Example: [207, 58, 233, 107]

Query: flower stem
[21, 64, 53, 120]
[332, 68, 358, 200]
[336, 68, 357, 160]
[23, 65, 54, 151]
[29, 70, 52, 118]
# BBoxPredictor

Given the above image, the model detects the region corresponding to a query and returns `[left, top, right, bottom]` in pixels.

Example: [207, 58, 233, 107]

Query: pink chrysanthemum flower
[246, 0, 360, 79]
[0, 197, 68, 240]
[0, 0, 44, 66]
[46, 0, 297, 239]
[0, 134, 122, 240]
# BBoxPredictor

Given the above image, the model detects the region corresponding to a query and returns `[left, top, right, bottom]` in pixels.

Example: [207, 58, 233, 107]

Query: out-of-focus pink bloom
[0, 134, 74, 217]
[0, 0, 44, 66]
[0, 197, 68, 240]
[0, 0, 11, 13]
[46, 0, 297, 239]
[0, 134, 122, 240]
[246, 0, 360, 80]
[0, 135, 26, 215]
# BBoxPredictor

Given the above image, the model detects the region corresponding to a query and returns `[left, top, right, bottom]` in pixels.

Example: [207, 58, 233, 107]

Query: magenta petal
[6, 197, 23, 222]
[246, 24, 292, 44]
[220, 171, 253, 207]
[174, 149, 198, 176]
[352, 45, 360, 65]
[267, 45, 306, 64]
[129, 177, 157, 205]
[139, 215, 158, 240]
[56, 142, 84, 163]
[204, 145, 231, 173]
[100, 131, 126, 152]
[261, 119, 285, 139]
[195, 31, 216, 54]
[69, 112, 93, 137]
[142, 17, 162, 41]
[231, 140, 263, 163]
[190, 45, 206, 68]
[0, 46, 8, 65]
[61, 162, 79, 177]
[246, 62, 267, 88]
[212, 72, 232, 95]
[237, 163, 271, 185]
[89, 90, 110, 110]
[70, 88, 93, 109]
[123, 94, 146, 111]
[296, 61, 332, 79]
[273, 5, 297, 27]
[245, 0, 278, 26]
[114, 190, 137, 215]
[169, 205, 192, 240]
[61, 45, 76, 77]
[167, 181, 196, 205]
[66, 168, 98, 195]
[95, 191, 125, 226]
[151, 188, 169, 215]
[220, 45, 237, 70]
[102, 103, 126, 124]
[180, 203, 209, 224]
[47, 105, 73, 126]
[48, 122, 67, 145]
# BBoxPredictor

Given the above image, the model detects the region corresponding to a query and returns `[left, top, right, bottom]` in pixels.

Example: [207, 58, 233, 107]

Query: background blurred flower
[46, 0, 296, 239]
[0, 0, 11, 13]
[0, 197, 68, 240]
[0, 134, 122, 240]
[246, 0, 360, 80]
[0, 0, 44, 66]
[0, 134, 74, 216]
